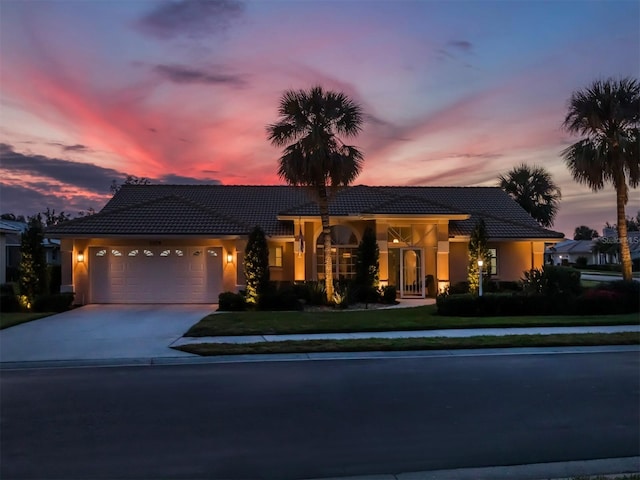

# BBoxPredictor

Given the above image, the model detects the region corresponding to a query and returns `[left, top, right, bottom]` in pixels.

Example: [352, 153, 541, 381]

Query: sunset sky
[1, 0, 638, 237]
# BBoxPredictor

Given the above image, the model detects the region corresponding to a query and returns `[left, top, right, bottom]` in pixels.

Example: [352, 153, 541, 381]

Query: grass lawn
[0, 312, 54, 330]
[184, 305, 640, 337]
[175, 332, 640, 356]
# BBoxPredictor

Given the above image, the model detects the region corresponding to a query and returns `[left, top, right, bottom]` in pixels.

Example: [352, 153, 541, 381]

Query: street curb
[1, 345, 638, 370]
[304, 456, 640, 480]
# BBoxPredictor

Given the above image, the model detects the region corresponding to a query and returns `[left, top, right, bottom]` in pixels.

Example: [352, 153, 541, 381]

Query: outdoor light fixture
[227, 252, 234, 264]
[77, 252, 85, 263]
[477, 259, 484, 297]
[392, 238, 399, 244]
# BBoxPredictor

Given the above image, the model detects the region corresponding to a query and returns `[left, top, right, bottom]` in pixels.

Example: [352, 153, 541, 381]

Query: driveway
[0, 304, 215, 364]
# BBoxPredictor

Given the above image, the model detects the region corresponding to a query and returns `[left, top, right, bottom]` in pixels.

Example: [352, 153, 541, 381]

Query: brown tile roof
[45, 185, 564, 239]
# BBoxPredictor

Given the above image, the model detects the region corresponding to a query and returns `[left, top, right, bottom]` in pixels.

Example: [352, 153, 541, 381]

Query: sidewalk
[171, 324, 640, 347]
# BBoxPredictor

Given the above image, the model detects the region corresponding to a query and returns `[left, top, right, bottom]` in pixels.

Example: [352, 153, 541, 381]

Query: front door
[389, 248, 425, 298]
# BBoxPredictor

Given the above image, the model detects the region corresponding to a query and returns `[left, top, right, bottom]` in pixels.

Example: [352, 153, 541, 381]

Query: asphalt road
[1, 351, 639, 479]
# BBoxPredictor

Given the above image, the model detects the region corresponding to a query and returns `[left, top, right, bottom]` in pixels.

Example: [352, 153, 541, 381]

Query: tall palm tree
[498, 164, 561, 228]
[267, 86, 364, 301]
[562, 77, 639, 281]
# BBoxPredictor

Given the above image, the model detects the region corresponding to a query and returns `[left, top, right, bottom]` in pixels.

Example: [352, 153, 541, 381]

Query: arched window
[316, 225, 358, 280]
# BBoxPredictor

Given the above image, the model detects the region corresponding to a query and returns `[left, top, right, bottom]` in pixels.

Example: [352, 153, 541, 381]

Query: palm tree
[562, 77, 639, 281]
[267, 86, 364, 301]
[498, 164, 561, 227]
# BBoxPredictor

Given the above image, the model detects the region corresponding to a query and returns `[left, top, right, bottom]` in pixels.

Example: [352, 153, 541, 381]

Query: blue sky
[1, 0, 638, 236]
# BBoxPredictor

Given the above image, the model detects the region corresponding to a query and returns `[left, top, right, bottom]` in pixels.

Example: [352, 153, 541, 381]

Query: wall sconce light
[226, 252, 234, 264]
[77, 252, 85, 263]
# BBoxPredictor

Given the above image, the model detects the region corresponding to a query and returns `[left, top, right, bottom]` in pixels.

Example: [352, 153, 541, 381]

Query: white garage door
[90, 246, 222, 303]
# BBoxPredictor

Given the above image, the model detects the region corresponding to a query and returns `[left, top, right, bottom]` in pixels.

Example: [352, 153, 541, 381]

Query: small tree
[19, 214, 46, 309]
[468, 219, 491, 294]
[354, 227, 379, 301]
[243, 226, 270, 304]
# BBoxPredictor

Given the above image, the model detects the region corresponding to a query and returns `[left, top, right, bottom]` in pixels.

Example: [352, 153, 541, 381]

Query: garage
[89, 246, 222, 303]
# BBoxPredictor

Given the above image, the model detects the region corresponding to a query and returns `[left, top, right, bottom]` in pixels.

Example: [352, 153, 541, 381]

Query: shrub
[218, 291, 246, 311]
[0, 294, 20, 312]
[576, 280, 640, 315]
[380, 285, 397, 304]
[0, 283, 16, 295]
[575, 256, 588, 268]
[47, 264, 62, 294]
[351, 284, 381, 303]
[448, 282, 469, 295]
[437, 293, 556, 317]
[257, 285, 302, 311]
[32, 293, 74, 313]
[291, 281, 327, 306]
[522, 265, 581, 297]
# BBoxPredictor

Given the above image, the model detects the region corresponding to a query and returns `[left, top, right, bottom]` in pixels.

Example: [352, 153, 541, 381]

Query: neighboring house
[602, 227, 640, 263]
[45, 185, 564, 304]
[0, 221, 21, 284]
[3, 220, 61, 282]
[546, 239, 599, 265]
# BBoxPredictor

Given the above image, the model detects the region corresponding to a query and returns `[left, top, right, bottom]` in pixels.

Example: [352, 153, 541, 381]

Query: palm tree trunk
[318, 185, 334, 301]
[616, 182, 633, 281]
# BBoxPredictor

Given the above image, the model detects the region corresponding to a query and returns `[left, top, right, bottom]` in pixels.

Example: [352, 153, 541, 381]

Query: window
[487, 248, 497, 275]
[316, 225, 358, 280]
[176, 249, 184, 257]
[206, 249, 216, 257]
[128, 249, 139, 257]
[96, 249, 107, 257]
[143, 249, 154, 257]
[160, 249, 171, 257]
[388, 226, 412, 245]
[269, 246, 283, 267]
[111, 249, 122, 257]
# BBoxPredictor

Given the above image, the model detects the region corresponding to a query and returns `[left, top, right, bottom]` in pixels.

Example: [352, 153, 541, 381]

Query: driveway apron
[0, 304, 215, 363]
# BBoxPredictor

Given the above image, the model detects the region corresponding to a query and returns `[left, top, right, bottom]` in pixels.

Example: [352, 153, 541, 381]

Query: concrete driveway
[0, 304, 216, 364]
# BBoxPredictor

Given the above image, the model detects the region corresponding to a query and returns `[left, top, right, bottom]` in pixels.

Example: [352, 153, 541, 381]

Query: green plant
[380, 285, 397, 304]
[292, 281, 327, 306]
[32, 293, 74, 313]
[468, 219, 491, 294]
[575, 256, 588, 268]
[354, 226, 379, 294]
[257, 283, 302, 311]
[521, 265, 582, 297]
[218, 291, 246, 311]
[18, 214, 47, 310]
[243, 226, 270, 304]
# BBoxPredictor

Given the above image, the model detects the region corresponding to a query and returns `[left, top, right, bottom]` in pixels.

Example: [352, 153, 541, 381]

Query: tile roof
[45, 185, 564, 239]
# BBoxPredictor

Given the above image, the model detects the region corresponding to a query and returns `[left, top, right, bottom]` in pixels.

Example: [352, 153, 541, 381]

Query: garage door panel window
[128, 249, 139, 256]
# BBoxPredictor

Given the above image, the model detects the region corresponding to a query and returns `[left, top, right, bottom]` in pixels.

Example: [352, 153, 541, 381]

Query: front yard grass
[175, 332, 640, 356]
[184, 305, 639, 337]
[0, 312, 54, 330]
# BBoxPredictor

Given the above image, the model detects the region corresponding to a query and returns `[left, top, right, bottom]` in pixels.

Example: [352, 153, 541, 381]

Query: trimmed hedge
[437, 280, 639, 317]
[218, 292, 246, 311]
[1, 294, 20, 312]
[32, 293, 75, 313]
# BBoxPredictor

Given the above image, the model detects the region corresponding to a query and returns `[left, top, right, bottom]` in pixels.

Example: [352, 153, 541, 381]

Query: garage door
[90, 246, 222, 303]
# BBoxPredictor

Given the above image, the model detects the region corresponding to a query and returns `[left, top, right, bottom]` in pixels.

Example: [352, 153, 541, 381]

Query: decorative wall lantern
[77, 252, 85, 263]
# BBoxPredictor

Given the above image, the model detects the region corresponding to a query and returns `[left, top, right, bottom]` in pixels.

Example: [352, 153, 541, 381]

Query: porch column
[436, 222, 450, 293]
[294, 220, 306, 281]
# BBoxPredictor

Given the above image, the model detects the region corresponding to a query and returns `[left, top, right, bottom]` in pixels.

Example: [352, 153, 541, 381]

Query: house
[0, 221, 21, 284]
[45, 185, 564, 304]
[545, 239, 599, 265]
[2, 219, 61, 283]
